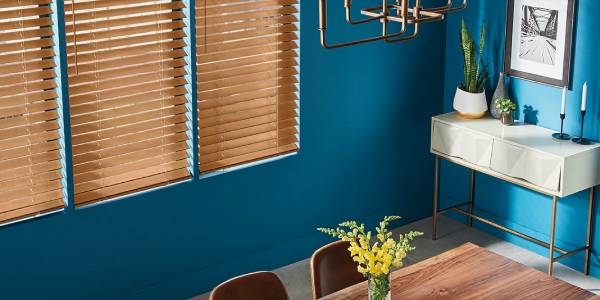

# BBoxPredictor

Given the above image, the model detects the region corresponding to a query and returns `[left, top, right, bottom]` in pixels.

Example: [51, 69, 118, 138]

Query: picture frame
[504, 0, 576, 87]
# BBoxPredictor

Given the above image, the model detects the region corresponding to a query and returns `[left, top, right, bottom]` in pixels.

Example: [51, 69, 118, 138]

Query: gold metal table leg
[548, 195, 558, 276]
[432, 155, 440, 240]
[468, 170, 475, 227]
[585, 187, 595, 275]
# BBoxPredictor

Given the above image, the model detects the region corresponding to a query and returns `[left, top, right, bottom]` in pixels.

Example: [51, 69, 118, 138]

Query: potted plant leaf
[496, 98, 517, 125]
[454, 18, 488, 119]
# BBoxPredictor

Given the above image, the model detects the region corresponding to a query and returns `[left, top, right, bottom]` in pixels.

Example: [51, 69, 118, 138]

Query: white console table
[430, 112, 600, 275]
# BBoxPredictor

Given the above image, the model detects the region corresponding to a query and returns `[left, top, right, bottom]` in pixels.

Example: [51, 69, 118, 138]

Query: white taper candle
[582, 81, 588, 111]
[561, 86, 567, 115]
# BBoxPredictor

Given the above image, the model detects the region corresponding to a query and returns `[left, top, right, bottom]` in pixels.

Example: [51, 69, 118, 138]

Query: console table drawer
[490, 140, 562, 191]
[431, 121, 493, 167]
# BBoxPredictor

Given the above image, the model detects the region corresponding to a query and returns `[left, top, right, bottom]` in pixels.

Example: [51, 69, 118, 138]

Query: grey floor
[192, 215, 600, 299]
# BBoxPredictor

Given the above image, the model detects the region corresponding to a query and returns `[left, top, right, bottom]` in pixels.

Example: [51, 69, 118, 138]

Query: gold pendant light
[318, 0, 467, 48]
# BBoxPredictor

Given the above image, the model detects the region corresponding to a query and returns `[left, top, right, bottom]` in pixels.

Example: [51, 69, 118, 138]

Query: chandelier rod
[319, 0, 414, 48]
[344, 0, 381, 25]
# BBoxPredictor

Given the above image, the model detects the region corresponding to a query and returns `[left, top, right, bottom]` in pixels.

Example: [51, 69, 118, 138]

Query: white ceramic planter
[453, 87, 488, 119]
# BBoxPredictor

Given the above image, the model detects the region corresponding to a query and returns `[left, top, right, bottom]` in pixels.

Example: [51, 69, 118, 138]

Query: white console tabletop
[430, 112, 599, 276]
[431, 112, 600, 197]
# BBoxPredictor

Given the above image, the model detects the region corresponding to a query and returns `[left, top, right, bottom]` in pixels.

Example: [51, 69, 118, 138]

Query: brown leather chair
[209, 271, 289, 300]
[311, 241, 366, 299]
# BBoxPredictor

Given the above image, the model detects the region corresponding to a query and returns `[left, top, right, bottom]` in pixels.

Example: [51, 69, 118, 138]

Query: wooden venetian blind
[196, 0, 299, 172]
[0, 0, 65, 223]
[65, 0, 191, 206]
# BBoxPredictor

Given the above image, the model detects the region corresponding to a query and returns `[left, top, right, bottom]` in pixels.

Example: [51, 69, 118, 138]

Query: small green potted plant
[496, 98, 517, 125]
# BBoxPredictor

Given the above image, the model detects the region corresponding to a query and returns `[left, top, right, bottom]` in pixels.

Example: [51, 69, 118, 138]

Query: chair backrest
[310, 241, 365, 299]
[209, 271, 289, 300]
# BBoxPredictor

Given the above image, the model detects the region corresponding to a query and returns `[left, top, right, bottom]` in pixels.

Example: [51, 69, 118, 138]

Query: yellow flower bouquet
[318, 216, 423, 300]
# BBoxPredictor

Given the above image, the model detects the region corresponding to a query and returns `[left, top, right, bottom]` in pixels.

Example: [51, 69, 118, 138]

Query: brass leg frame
[585, 187, 595, 275]
[432, 155, 597, 277]
[432, 155, 440, 240]
[468, 170, 475, 227]
[548, 195, 558, 276]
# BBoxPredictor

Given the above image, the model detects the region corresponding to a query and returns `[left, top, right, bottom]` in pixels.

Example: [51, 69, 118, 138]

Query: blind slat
[200, 144, 297, 173]
[74, 159, 188, 194]
[200, 127, 297, 156]
[73, 142, 188, 176]
[74, 150, 188, 184]
[0, 180, 63, 205]
[0, 199, 64, 224]
[0, 160, 62, 183]
[199, 90, 297, 111]
[69, 77, 187, 106]
[67, 40, 186, 65]
[196, 6, 297, 27]
[0, 170, 62, 191]
[72, 123, 187, 156]
[71, 96, 187, 126]
[70, 86, 187, 114]
[200, 102, 297, 129]
[200, 118, 296, 147]
[201, 136, 297, 164]
[199, 111, 296, 137]
[198, 58, 297, 83]
[74, 168, 190, 206]
[72, 114, 187, 145]
[73, 132, 188, 165]
[0, 141, 60, 161]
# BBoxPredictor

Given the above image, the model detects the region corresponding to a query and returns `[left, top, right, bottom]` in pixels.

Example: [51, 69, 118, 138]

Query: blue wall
[0, 1, 447, 299]
[441, 0, 600, 277]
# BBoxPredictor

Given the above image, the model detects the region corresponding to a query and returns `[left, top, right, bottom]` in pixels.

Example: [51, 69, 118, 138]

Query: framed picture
[504, 0, 576, 87]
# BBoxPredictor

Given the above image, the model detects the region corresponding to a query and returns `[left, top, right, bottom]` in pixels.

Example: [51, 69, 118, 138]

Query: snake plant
[459, 18, 487, 93]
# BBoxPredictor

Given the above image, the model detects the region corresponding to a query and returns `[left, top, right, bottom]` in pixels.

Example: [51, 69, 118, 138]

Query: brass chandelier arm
[318, 0, 387, 48]
[363, 5, 444, 24]
[424, 0, 468, 13]
[318, 0, 416, 49]
[386, 21, 419, 43]
[319, 0, 408, 49]
[385, 0, 420, 43]
[344, 0, 383, 25]
[318, 0, 464, 48]
[319, 29, 388, 49]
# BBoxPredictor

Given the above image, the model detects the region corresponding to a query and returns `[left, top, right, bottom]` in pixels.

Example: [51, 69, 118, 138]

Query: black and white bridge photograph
[520, 5, 559, 65]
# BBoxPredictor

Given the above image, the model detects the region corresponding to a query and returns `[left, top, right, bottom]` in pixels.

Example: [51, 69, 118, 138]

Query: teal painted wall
[441, 0, 600, 277]
[0, 1, 447, 299]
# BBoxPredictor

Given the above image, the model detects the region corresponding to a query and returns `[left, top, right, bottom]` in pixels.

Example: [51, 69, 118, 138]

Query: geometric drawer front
[432, 121, 493, 167]
[490, 140, 561, 191]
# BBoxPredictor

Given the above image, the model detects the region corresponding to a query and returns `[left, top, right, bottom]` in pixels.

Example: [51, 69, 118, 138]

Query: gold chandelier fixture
[318, 0, 468, 48]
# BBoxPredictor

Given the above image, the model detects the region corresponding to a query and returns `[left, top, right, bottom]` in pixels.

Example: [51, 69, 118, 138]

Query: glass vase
[368, 274, 391, 300]
[491, 72, 508, 119]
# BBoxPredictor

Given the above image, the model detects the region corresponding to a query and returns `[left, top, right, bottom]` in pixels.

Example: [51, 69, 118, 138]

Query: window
[196, 0, 299, 173]
[65, 0, 192, 206]
[0, 0, 65, 223]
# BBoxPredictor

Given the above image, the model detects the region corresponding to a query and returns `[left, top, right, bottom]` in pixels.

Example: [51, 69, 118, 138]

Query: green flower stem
[368, 275, 390, 300]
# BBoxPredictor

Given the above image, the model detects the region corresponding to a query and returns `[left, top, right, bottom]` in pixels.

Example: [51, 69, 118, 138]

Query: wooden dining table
[321, 243, 599, 299]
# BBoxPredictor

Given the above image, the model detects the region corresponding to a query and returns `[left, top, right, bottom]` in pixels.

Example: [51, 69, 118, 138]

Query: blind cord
[71, 0, 78, 75]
